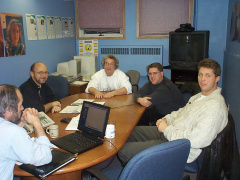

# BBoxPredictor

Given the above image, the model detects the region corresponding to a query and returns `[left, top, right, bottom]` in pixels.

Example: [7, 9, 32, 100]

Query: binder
[19, 149, 76, 179]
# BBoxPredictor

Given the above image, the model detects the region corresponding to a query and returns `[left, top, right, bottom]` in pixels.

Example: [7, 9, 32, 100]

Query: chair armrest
[82, 168, 109, 180]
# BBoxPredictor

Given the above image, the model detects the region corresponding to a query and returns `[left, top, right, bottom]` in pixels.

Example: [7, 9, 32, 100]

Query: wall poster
[1, 12, 25, 57]
[26, 14, 37, 40]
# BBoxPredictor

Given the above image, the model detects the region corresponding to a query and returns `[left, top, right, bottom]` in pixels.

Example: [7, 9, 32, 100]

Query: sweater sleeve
[134, 82, 151, 102]
[164, 100, 228, 149]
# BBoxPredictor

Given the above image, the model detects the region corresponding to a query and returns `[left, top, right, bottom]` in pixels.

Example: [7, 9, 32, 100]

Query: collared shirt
[0, 117, 56, 180]
[19, 78, 59, 112]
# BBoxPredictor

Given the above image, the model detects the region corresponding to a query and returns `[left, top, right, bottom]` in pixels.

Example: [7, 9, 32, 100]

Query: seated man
[19, 62, 61, 113]
[0, 84, 56, 180]
[85, 54, 132, 98]
[118, 59, 228, 165]
[135, 62, 185, 125]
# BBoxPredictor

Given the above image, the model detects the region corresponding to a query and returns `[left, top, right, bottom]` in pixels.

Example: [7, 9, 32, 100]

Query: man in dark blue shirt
[20, 62, 61, 113]
[134, 62, 185, 125]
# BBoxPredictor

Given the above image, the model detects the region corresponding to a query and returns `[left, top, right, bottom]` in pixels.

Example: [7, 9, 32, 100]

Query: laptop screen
[78, 101, 110, 138]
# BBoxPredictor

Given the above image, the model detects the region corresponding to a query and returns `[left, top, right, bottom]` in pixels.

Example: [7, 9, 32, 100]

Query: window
[76, 0, 125, 40]
[137, 0, 193, 39]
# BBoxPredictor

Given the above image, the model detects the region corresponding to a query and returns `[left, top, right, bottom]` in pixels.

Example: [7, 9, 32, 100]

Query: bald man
[20, 62, 61, 113]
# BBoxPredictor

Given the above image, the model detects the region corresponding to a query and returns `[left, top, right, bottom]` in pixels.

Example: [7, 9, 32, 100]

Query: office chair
[46, 75, 69, 99]
[81, 139, 190, 180]
[180, 81, 201, 103]
[126, 70, 140, 93]
[184, 113, 240, 180]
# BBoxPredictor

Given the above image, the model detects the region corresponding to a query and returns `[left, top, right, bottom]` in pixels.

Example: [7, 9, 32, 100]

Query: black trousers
[137, 106, 165, 126]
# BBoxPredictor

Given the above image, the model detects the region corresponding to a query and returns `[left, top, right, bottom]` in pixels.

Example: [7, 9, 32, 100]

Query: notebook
[19, 149, 76, 179]
[51, 101, 110, 154]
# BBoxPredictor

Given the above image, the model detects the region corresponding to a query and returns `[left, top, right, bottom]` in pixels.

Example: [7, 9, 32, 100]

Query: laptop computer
[51, 101, 110, 154]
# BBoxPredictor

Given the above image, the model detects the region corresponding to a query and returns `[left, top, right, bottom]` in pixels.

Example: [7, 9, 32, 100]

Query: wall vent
[101, 48, 129, 55]
[99, 45, 162, 75]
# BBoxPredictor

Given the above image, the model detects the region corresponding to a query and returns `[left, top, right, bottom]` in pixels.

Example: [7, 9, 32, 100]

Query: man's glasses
[105, 62, 115, 67]
[148, 72, 160, 76]
[35, 71, 49, 75]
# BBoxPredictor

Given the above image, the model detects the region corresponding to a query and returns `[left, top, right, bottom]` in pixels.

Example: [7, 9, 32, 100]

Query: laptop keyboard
[63, 132, 99, 148]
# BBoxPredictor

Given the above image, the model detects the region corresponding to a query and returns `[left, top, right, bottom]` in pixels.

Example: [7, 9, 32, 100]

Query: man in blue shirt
[0, 84, 56, 180]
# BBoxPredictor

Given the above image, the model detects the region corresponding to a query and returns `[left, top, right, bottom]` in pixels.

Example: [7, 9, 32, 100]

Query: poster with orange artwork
[1, 12, 26, 57]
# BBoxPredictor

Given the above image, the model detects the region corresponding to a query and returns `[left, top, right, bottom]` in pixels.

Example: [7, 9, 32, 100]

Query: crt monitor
[57, 62, 69, 75]
[68, 59, 81, 78]
[74, 55, 98, 76]
[169, 31, 210, 70]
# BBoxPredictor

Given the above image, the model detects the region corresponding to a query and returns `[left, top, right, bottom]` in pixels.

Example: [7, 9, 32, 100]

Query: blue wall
[96, 0, 228, 88]
[222, 0, 240, 148]
[0, 0, 76, 87]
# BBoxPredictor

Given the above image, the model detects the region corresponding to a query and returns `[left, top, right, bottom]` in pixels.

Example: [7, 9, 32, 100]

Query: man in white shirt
[0, 84, 56, 180]
[85, 54, 132, 98]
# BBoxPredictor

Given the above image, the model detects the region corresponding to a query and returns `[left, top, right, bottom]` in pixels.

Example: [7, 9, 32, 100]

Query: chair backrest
[46, 75, 69, 99]
[126, 70, 140, 93]
[185, 113, 240, 180]
[119, 139, 190, 180]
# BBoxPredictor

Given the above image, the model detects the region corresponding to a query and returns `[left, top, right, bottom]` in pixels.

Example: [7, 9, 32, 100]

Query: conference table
[14, 93, 145, 180]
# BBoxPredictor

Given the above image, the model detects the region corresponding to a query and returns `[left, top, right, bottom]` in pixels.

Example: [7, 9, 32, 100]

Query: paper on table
[71, 99, 94, 106]
[59, 105, 82, 113]
[65, 115, 80, 130]
[71, 81, 88, 85]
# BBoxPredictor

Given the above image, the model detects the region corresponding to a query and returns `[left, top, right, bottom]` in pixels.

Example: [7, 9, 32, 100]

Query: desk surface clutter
[14, 93, 145, 180]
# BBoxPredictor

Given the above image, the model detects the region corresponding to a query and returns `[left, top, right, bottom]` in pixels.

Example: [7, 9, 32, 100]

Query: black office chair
[180, 81, 201, 103]
[46, 75, 69, 99]
[126, 70, 140, 93]
[184, 113, 240, 180]
[82, 139, 190, 180]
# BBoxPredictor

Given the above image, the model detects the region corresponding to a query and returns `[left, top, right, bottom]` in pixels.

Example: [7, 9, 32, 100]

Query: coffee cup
[105, 120, 115, 138]
[46, 125, 59, 138]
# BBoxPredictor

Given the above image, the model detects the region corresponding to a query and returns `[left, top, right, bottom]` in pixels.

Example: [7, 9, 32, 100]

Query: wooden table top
[14, 93, 145, 178]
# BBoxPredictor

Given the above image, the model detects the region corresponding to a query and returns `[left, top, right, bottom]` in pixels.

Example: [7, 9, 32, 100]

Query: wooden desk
[14, 93, 145, 180]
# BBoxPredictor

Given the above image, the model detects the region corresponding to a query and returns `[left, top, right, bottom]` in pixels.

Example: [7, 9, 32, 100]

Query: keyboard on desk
[51, 131, 103, 154]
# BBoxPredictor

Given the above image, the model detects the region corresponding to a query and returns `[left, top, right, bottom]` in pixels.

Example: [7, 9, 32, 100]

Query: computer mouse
[60, 118, 71, 124]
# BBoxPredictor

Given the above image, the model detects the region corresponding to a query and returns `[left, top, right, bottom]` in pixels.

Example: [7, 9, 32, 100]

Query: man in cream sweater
[118, 58, 228, 165]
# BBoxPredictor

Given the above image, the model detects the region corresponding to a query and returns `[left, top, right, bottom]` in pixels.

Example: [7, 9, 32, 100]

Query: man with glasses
[134, 62, 185, 125]
[85, 54, 132, 98]
[20, 62, 61, 113]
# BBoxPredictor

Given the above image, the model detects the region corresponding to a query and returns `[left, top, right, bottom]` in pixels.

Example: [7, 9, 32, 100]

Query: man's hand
[20, 108, 39, 125]
[137, 97, 152, 107]
[156, 118, 168, 133]
[51, 101, 61, 113]
[21, 108, 46, 137]
[51, 105, 61, 113]
[94, 91, 104, 99]
[103, 92, 115, 99]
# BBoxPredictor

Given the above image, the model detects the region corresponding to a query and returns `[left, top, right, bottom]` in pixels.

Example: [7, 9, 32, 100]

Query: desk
[14, 93, 145, 180]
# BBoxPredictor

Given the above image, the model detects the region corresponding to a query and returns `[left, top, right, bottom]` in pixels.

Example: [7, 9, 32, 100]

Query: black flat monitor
[169, 31, 210, 70]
